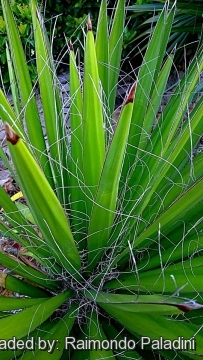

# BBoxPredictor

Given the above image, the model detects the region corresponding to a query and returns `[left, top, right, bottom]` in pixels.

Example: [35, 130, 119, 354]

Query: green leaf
[87, 312, 115, 360]
[20, 304, 77, 359]
[0, 295, 48, 311]
[0, 250, 59, 291]
[96, 0, 108, 99]
[84, 290, 184, 315]
[1, 0, 53, 184]
[108, 0, 125, 114]
[6, 43, 21, 119]
[0, 89, 25, 139]
[0, 290, 72, 340]
[87, 85, 135, 270]
[83, 16, 105, 218]
[5, 125, 81, 275]
[31, 0, 69, 200]
[108, 255, 203, 295]
[0, 273, 49, 298]
[114, 176, 203, 268]
[102, 308, 203, 356]
[69, 42, 86, 247]
[124, 3, 175, 170]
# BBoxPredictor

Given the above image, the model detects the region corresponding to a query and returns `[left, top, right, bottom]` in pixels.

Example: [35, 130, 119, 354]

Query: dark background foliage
[126, 0, 203, 69]
[0, 0, 202, 88]
[0, 0, 151, 88]
[1, 0, 133, 88]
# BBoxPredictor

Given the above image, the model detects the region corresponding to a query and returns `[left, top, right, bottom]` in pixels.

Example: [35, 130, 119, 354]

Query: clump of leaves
[0, 0, 203, 359]
[127, 0, 203, 66]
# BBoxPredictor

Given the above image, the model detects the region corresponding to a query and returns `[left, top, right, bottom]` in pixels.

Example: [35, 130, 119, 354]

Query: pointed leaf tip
[5, 124, 19, 145]
[87, 14, 92, 31]
[69, 41, 74, 51]
[125, 82, 136, 105]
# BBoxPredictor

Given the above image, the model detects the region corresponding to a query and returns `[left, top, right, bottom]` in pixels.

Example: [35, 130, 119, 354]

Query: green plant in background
[127, 0, 203, 65]
[0, 0, 135, 89]
[0, 0, 35, 87]
[0, 0, 203, 358]
[43, 0, 101, 60]
[0, 0, 107, 88]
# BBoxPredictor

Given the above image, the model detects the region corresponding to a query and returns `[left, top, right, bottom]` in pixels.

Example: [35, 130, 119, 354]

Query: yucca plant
[0, 0, 203, 358]
[127, 0, 203, 63]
